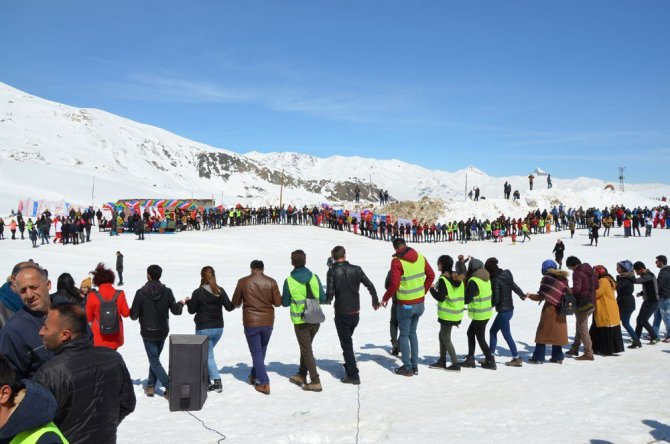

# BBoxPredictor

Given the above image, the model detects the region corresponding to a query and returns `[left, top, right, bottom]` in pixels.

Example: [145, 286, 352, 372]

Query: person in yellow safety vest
[428, 255, 464, 371]
[459, 258, 497, 370]
[281, 250, 326, 392]
[381, 238, 435, 377]
[0, 355, 68, 444]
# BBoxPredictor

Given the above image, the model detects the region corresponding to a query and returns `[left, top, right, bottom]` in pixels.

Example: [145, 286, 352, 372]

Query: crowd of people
[3, 201, 670, 250]
[0, 233, 668, 442]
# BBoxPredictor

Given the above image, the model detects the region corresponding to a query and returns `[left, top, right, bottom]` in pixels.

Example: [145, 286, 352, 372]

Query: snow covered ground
[1, 224, 669, 443]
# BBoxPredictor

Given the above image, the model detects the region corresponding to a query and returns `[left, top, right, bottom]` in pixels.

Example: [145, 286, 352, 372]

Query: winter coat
[0, 380, 62, 444]
[616, 273, 636, 313]
[490, 269, 525, 313]
[552, 243, 565, 260]
[657, 265, 670, 299]
[594, 276, 621, 327]
[382, 247, 435, 304]
[115, 254, 123, 272]
[534, 269, 569, 345]
[130, 280, 182, 341]
[186, 285, 234, 330]
[326, 261, 378, 316]
[571, 263, 598, 305]
[231, 270, 281, 328]
[634, 270, 658, 302]
[0, 306, 54, 379]
[32, 337, 136, 444]
[85, 283, 130, 350]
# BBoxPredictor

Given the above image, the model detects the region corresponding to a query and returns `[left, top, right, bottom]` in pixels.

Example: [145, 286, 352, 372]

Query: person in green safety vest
[459, 258, 497, 370]
[428, 255, 464, 371]
[381, 238, 435, 377]
[0, 355, 67, 444]
[281, 250, 326, 392]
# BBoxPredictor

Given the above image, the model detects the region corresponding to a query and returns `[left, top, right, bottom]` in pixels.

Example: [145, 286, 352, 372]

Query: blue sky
[1, 1, 669, 182]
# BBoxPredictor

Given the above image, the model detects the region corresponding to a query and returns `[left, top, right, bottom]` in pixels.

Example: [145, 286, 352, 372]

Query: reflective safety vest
[437, 276, 465, 322]
[397, 254, 427, 302]
[10, 422, 68, 444]
[467, 276, 493, 320]
[287, 275, 321, 325]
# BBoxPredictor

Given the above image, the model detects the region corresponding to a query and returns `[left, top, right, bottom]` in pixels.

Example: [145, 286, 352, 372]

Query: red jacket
[86, 283, 130, 350]
[382, 247, 435, 304]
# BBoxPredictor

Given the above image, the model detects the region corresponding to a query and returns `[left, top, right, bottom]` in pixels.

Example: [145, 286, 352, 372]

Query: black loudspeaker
[168, 334, 208, 412]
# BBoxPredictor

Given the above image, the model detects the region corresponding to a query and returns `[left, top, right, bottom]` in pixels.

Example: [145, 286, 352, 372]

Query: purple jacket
[571, 263, 599, 304]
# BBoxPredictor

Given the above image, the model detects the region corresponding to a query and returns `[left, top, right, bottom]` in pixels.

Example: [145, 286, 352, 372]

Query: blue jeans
[620, 309, 639, 341]
[653, 298, 670, 338]
[244, 326, 273, 385]
[489, 310, 519, 358]
[531, 344, 564, 362]
[196, 328, 223, 381]
[397, 302, 424, 370]
[143, 339, 169, 388]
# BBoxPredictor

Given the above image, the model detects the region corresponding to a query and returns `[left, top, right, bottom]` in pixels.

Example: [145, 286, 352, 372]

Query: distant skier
[547, 175, 553, 189]
[528, 174, 535, 190]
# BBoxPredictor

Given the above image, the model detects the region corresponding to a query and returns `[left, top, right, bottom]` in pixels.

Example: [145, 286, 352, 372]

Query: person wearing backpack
[130, 265, 184, 398]
[282, 250, 326, 392]
[565, 256, 598, 361]
[86, 263, 130, 350]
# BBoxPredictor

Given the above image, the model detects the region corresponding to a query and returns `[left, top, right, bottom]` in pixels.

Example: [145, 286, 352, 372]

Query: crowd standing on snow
[4, 199, 670, 250]
[0, 232, 669, 442]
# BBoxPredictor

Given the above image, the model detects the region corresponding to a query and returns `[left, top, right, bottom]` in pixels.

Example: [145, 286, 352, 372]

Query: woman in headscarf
[590, 265, 624, 355]
[615, 260, 640, 348]
[184, 266, 234, 393]
[527, 260, 569, 364]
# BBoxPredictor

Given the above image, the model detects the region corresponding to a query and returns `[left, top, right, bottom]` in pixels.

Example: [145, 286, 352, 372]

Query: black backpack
[559, 287, 576, 316]
[94, 290, 121, 335]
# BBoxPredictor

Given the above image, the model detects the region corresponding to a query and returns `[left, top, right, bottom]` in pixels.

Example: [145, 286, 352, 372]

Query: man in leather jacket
[326, 246, 379, 384]
[232, 260, 281, 395]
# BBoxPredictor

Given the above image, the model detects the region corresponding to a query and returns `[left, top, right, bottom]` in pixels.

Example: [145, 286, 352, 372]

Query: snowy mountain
[0, 82, 668, 219]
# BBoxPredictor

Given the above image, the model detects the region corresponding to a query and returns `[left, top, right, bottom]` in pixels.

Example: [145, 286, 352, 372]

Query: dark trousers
[620, 309, 638, 341]
[143, 339, 169, 388]
[117, 270, 123, 284]
[635, 300, 659, 340]
[244, 326, 273, 385]
[335, 314, 360, 377]
[389, 299, 398, 344]
[467, 319, 492, 360]
[294, 323, 320, 383]
[438, 323, 458, 364]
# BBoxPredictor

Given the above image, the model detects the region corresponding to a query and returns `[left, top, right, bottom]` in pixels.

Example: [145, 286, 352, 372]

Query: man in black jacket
[633, 261, 660, 345]
[326, 246, 379, 384]
[130, 265, 183, 397]
[34, 303, 136, 444]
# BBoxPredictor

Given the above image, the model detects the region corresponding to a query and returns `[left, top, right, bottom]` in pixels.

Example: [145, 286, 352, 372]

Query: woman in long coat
[527, 260, 569, 364]
[590, 265, 625, 355]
